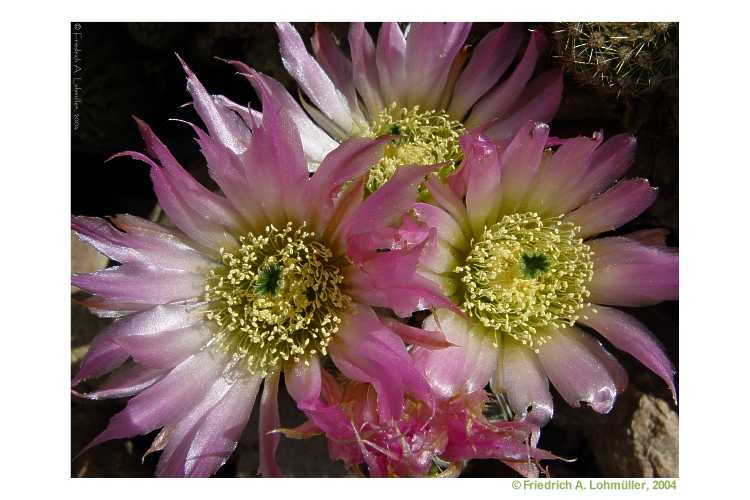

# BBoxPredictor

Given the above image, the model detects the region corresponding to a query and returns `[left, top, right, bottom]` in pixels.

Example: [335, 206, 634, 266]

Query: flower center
[455, 212, 594, 350]
[364, 103, 465, 194]
[203, 222, 351, 374]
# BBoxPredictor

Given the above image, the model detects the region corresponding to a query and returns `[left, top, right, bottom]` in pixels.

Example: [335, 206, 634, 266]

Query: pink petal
[497, 121, 550, 214]
[424, 176, 472, 237]
[345, 231, 455, 318]
[461, 131, 503, 235]
[114, 323, 212, 369]
[403, 22, 471, 109]
[490, 340, 553, 426]
[312, 24, 360, 114]
[133, 117, 245, 234]
[564, 178, 658, 239]
[483, 68, 563, 141]
[522, 132, 603, 215]
[72, 334, 130, 386]
[73, 304, 207, 385]
[308, 136, 390, 232]
[72, 263, 204, 305]
[344, 164, 437, 259]
[448, 23, 524, 120]
[259, 369, 282, 477]
[411, 202, 468, 251]
[412, 309, 498, 400]
[72, 215, 214, 272]
[588, 236, 678, 306]
[537, 326, 626, 414]
[561, 133, 637, 212]
[329, 305, 433, 422]
[112, 151, 237, 254]
[284, 356, 322, 403]
[380, 316, 454, 349]
[80, 350, 226, 454]
[156, 374, 262, 477]
[465, 30, 547, 128]
[76, 363, 167, 400]
[348, 22, 384, 116]
[579, 304, 676, 399]
[276, 22, 363, 133]
[242, 71, 312, 225]
[227, 60, 338, 171]
[375, 22, 407, 105]
[177, 119, 268, 230]
[177, 55, 249, 155]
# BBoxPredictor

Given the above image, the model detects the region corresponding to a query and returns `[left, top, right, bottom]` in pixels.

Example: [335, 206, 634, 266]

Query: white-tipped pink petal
[579, 304, 676, 398]
[448, 23, 524, 119]
[589, 236, 679, 306]
[425, 176, 472, 237]
[565, 179, 658, 239]
[276, 22, 363, 134]
[258, 369, 282, 477]
[284, 356, 322, 403]
[413, 309, 498, 400]
[537, 326, 626, 414]
[490, 340, 553, 426]
[411, 202, 468, 250]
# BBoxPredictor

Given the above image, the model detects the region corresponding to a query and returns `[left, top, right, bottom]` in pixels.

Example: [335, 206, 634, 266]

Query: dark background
[71, 22, 678, 478]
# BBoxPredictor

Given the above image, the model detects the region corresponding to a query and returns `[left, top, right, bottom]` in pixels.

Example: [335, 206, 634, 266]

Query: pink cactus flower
[71, 59, 453, 477]
[409, 125, 678, 427]
[279, 365, 557, 477]
[220, 22, 562, 194]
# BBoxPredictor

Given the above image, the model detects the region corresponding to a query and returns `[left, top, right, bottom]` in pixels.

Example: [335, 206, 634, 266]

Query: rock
[553, 386, 678, 477]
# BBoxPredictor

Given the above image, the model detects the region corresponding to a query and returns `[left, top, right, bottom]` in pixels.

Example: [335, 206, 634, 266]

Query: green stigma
[203, 222, 351, 375]
[455, 212, 594, 350]
[520, 252, 550, 279]
[363, 103, 465, 194]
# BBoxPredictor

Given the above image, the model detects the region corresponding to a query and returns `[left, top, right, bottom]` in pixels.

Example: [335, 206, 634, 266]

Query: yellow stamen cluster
[364, 103, 465, 194]
[203, 222, 351, 375]
[455, 213, 594, 350]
